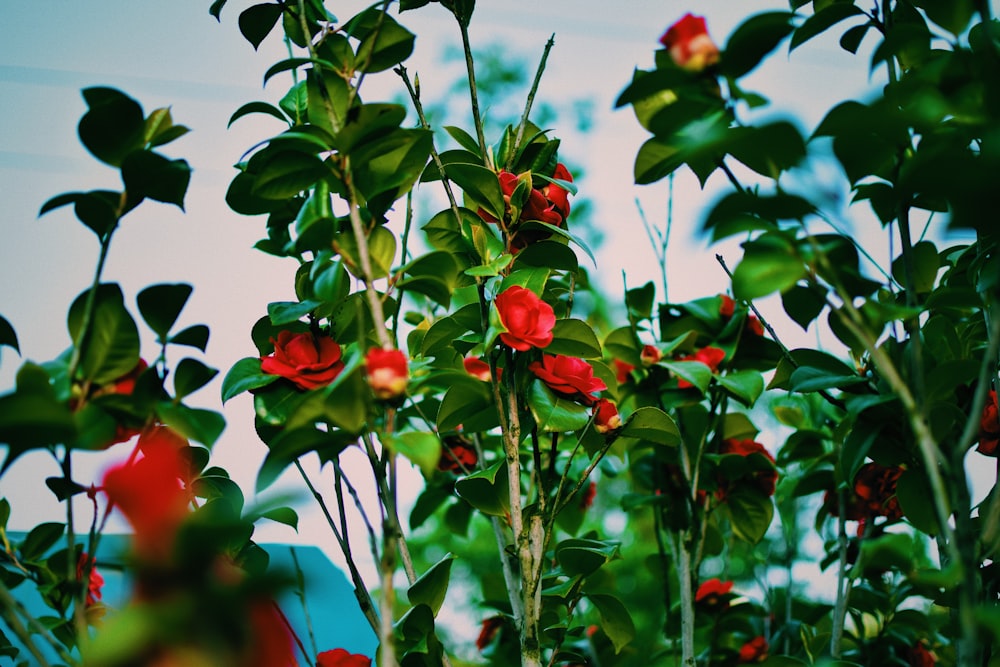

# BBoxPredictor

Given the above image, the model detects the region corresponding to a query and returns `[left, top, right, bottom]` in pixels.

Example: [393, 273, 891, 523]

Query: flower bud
[365, 348, 409, 401]
[593, 398, 622, 434]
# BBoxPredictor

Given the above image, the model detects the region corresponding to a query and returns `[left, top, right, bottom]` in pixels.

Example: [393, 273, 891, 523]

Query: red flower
[746, 315, 764, 337]
[480, 171, 564, 227]
[694, 578, 733, 610]
[530, 355, 607, 406]
[613, 359, 635, 385]
[76, 552, 104, 607]
[719, 438, 778, 497]
[542, 163, 573, 220]
[853, 462, 904, 521]
[463, 356, 498, 382]
[907, 640, 936, 667]
[438, 437, 478, 473]
[245, 602, 297, 667]
[738, 636, 769, 664]
[676, 346, 726, 389]
[317, 648, 372, 667]
[495, 286, 556, 351]
[86, 358, 149, 447]
[365, 348, 409, 400]
[593, 398, 622, 434]
[102, 430, 192, 562]
[977, 389, 1000, 456]
[477, 616, 505, 651]
[640, 344, 661, 365]
[261, 331, 344, 391]
[719, 294, 735, 319]
[659, 14, 720, 71]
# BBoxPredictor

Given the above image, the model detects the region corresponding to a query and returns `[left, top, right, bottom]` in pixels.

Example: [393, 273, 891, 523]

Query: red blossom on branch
[365, 347, 409, 400]
[719, 438, 778, 497]
[495, 286, 556, 352]
[659, 13, 720, 71]
[694, 578, 733, 610]
[738, 636, 769, 663]
[593, 398, 622, 434]
[317, 648, 373, 667]
[977, 389, 1000, 456]
[529, 354, 607, 406]
[261, 330, 344, 391]
[676, 346, 726, 389]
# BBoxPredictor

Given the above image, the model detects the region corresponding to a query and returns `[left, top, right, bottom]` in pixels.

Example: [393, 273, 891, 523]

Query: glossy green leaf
[228, 101, 289, 128]
[0, 315, 18, 356]
[732, 234, 806, 300]
[137, 283, 193, 339]
[383, 432, 442, 479]
[351, 129, 434, 211]
[555, 538, 619, 577]
[306, 67, 350, 136]
[257, 426, 354, 491]
[267, 300, 322, 326]
[156, 401, 225, 448]
[725, 487, 774, 543]
[222, 357, 278, 403]
[896, 468, 942, 536]
[67, 283, 141, 384]
[0, 364, 77, 472]
[781, 283, 828, 331]
[78, 87, 145, 167]
[337, 225, 397, 280]
[238, 3, 282, 49]
[588, 594, 636, 654]
[335, 103, 407, 154]
[250, 150, 326, 200]
[144, 107, 189, 148]
[787, 366, 867, 393]
[528, 380, 591, 433]
[39, 190, 121, 238]
[454, 460, 509, 516]
[721, 11, 797, 79]
[446, 163, 505, 221]
[170, 324, 210, 351]
[437, 379, 498, 432]
[263, 57, 339, 86]
[718, 370, 765, 407]
[408, 553, 455, 616]
[20, 522, 65, 561]
[619, 406, 680, 446]
[173, 358, 219, 400]
[790, 3, 865, 51]
[546, 319, 602, 359]
[396, 251, 461, 308]
[259, 506, 299, 531]
[891, 240, 939, 294]
[122, 150, 191, 210]
[347, 9, 416, 73]
[661, 360, 713, 393]
[321, 362, 369, 434]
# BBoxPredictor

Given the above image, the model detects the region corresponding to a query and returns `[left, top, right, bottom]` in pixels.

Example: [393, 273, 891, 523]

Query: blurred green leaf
[588, 593, 636, 654]
[725, 487, 774, 543]
[721, 11, 797, 79]
[0, 315, 18, 356]
[78, 87, 145, 167]
[67, 283, 141, 385]
[383, 432, 442, 479]
[169, 324, 210, 351]
[790, 3, 865, 51]
[122, 150, 191, 210]
[137, 283, 193, 339]
[156, 401, 225, 448]
[173, 358, 219, 400]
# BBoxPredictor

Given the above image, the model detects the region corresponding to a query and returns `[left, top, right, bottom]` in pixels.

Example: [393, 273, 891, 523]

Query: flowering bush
[1, 1, 999, 667]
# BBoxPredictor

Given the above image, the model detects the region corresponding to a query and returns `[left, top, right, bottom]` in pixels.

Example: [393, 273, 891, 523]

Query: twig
[508, 35, 556, 171]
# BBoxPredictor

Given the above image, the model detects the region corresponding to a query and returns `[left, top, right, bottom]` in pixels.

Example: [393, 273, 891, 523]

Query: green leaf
[0, 315, 18, 356]
[19, 522, 65, 561]
[39, 190, 121, 237]
[527, 380, 591, 433]
[144, 107, 189, 148]
[661, 360, 713, 393]
[156, 401, 225, 448]
[721, 11, 797, 79]
[137, 283, 193, 339]
[891, 240, 939, 294]
[781, 283, 828, 331]
[263, 56, 340, 87]
[588, 594, 636, 654]
[732, 234, 806, 300]
[170, 324, 210, 351]
[787, 366, 867, 393]
[546, 319, 602, 359]
[790, 3, 866, 51]
[335, 103, 407, 154]
[256, 427, 354, 491]
[718, 370, 765, 407]
[67, 283, 141, 385]
[259, 507, 299, 531]
[250, 150, 326, 200]
[725, 487, 774, 543]
[306, 67, 350, 136]
[122, 150, 191, 210]
[445, 163, 505, 221]
[444, 125, 481, 154]
[911, 0, 975, 35]
[228, 101, 289, 128]
[78, 87, 145, 167]
[408, 553, 455, 616]
[383, 432, 442, 479]
[396, 251, 460, 308]
[267, 300, 323, 326]
[239, 3, 283, 49]
[351, 129, 434, 212]
[555, 538, 619, 577]
[0, 364, 77, 471]
[347, 8, 416, 73]
[454, 460, 509, 516]
[209, 0, 228, 20]
[437, 380, 498, 432]
[338, 225, 397, 280]
[896, 468, 942, 536]
[619, 406, 680, 446]
[173, 358, 219, 400]
[728, 121, 806, 177]
[222, 357, 278, 403]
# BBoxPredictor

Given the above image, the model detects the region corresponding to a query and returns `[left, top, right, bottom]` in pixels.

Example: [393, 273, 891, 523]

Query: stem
[344, 171, 392, 349]
[457, 19, 489, 164]
[294, 460, 380, 635]
[508, 35, 555, 172]
[0, 582, 60, 667]
[66, 228, 115, 382]
[830, 488, 851, 658]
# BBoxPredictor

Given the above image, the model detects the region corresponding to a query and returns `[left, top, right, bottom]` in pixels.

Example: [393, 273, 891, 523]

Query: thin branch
[508, 35, 556, 172]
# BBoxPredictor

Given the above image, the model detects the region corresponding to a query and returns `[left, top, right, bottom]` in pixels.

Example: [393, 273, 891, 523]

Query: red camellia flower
[746, 315, 765, 337]
[438, 436, 478, 473]
[908, 640, 936, 667]
[613, 359, 635, 385]
[529, 354, 607, 406]
[102, 431, 192, 562]
[542, 163, 573, 220]
[76, 552, 104, 607]
[719, 294, 735, 319]
[853, 462, 904, 521]
[738, 636, 769, 664]
[477, 616, 505, 651]
[659, 14, 720, 71]
[317, 648, 372, 667]
[719, 438, 778, 497]
[694, 578, 733, 610]
[676, 346, 726, 389]
[365, 348, 409, 400]
[495, 286, 556, 351]
[480, 170, 564, 227]
[261, 330, 344, 391]
[640, 344, 661, 365]
[463, 356, 493, 382]
[593, 398, 622, 434]
[977, 389, 1000, 456]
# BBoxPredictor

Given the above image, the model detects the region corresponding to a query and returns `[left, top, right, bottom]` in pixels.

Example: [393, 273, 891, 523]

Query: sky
[1, 0, 994, 627]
